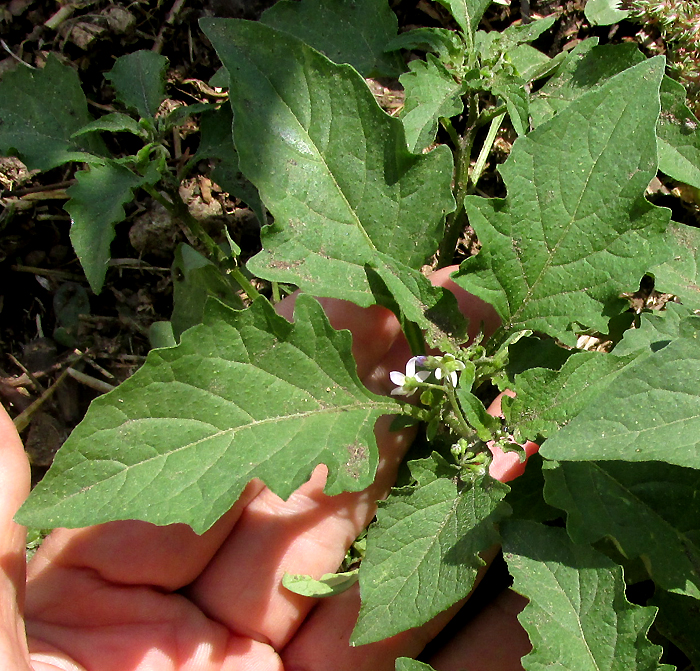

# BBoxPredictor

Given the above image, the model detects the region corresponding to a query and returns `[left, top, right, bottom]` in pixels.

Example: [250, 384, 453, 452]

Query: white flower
[390, 356, 430, 397]
[434, 353, 466, 387]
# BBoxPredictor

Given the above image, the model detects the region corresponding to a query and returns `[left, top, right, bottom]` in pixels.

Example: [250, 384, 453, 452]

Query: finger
[486, 392, 539, 483]
[280, 583, 462, 671]
[0, 405, 33, 669]
[425, 589, 531, 671]
[281, 544, 500, 671]
[185, 414, 416, 649]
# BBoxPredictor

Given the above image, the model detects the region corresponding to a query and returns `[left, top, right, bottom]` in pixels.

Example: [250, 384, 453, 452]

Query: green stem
[229, 267, 262, 301]
[437, 95, 478, 268]
[470, 112, 505, 190]
[444, 383, 471, 438]
[144, 185, 261, 302]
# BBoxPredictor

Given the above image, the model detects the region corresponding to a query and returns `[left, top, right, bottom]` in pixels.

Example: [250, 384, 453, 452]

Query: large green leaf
[544, 460, 700, 598]
[0, 55, 104, 171]
[435, 0, 492, 33]
[105, 50, 168, 120]
[503, 520, 670, 671]
[260, 0, 404, 77]
[201, 19, 461, 335]
[540, 336, 700, 469]
[503, 350, 643, 443]
[400, 54, 464, 153]
[453, 57, 671, 346]
[351, 474, 509, 644]
[16, 295, 398, 533]
[65, 159, 144, 294]
[650, 222, 700, 307]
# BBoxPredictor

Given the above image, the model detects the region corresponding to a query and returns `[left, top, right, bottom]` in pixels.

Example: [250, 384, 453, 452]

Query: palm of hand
[1, 271, 531, 671]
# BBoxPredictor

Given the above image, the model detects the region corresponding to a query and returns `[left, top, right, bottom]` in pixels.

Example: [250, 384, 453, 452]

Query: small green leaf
[72, 112, 149, 140]
[540, 336, 700, 469]
[453, 57, 671, 345]
[260, 0, 404, 77]
[613, 301, 700, 356]
[16, 295, 398, 533]
[503, 520, 671, 671]
[544, 460, 700, 598]
[0, 55, 104, 170]
[478, 14, 556, 62]
[657, 76, 700, 189]
[395, 660, 436, 671]
[650, 222, 700, 307]
[170, 243, 244, 339]
[282, 569, 358, 597]
[456, 387, 500, 441]
[491, 74, 529, 135]
[65, 160, 144, 294]
[584, 0, 629, 26]
[400, 54, 464, 152]
[106, 50, 168, 120]
[384, 28, 465, 68]
[435, 0, 492, 34]
[507, 44, 557, 83]
[503, 350, 643, 443]
[351, 475, 509, 644]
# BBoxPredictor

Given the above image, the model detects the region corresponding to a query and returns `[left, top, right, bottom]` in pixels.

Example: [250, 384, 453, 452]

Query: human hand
[0, 268, 534, 670]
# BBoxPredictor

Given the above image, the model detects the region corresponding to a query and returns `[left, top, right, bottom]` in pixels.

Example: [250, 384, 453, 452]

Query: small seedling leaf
[105, 50, 168, 120]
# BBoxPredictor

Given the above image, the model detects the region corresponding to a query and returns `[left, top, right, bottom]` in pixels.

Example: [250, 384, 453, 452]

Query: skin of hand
[0, 267, 535, 671]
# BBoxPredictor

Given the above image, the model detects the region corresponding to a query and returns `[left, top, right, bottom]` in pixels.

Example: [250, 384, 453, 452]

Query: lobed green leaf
[16, 295, 398, 533]
[540, 336, 700, 469]
[453, 57, 671, 345]
[352, 475, 509, 644]
[201, 19, 464, 338]
[65, 160, 145, 294]
[503, 520, 671, 671]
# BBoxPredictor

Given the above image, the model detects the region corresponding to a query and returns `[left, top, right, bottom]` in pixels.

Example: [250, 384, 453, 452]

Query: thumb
[0, 405, 32, 667]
